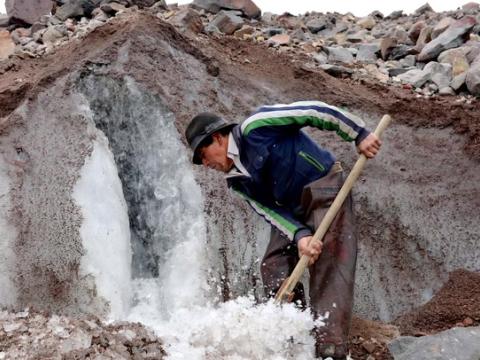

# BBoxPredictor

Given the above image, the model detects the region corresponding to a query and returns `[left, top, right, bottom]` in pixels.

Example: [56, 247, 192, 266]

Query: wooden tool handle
[275, 114, 392, 304]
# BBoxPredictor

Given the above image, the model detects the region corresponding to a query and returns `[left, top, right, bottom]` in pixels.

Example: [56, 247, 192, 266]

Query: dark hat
[185, 113, 236, 164]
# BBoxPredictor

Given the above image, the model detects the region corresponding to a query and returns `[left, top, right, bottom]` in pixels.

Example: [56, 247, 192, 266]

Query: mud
[0, 9, 479, 360]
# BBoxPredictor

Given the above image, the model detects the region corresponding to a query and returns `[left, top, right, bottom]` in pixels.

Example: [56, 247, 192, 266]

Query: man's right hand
[298, 236, 322, 266]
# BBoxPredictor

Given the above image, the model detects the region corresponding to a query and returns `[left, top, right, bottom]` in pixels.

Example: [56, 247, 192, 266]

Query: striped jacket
[226, 101, 369, 243]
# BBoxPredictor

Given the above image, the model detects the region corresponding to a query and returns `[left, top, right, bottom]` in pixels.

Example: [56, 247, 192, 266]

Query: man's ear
[212, 132, 225, 144]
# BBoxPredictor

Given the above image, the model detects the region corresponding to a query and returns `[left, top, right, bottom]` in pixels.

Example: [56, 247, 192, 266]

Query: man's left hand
[357, 133, 382, 158]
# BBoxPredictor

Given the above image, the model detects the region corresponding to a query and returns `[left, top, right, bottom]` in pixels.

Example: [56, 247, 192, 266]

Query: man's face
[198, 134, 233, 173]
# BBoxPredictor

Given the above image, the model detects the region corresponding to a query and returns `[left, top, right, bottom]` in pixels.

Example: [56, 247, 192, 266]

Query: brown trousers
[260, 163, 357, 354]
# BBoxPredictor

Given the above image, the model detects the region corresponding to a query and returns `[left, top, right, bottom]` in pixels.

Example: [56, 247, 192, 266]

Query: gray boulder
[325, 46, 354, 64]
[466, 54, 480, 95]
[451, 72, 467, 90]
[424, 61, 453, 88]
[418, 16, 477, 62]
[209, 10, 244, 35]
[395, 68, 431, 88]
[389, 327, 480, 360]
[387, 10, 403, 20]
[191, 0, 261, 19]
[414, 3, 434, 15]
[55, 0, 102, 21]
[400, 54, 416, 67]
[357, 44, 380, 62]
[0, 14, 10, 27]
[305, 18, 328, 34]
[431, 17, 455, 39]
[390, 45, 417, 60]
[6, 0, 53, 25]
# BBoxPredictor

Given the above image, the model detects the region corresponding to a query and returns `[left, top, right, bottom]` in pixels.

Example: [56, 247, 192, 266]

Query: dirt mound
[395, 269, 480, 335]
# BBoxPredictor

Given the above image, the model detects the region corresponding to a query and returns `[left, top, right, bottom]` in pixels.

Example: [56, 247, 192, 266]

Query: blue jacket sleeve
[241, 100, 370, 144]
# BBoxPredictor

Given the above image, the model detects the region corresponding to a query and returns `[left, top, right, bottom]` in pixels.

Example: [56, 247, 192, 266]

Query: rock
[439, 86, 456, 95]
[209, 10, 244, 35]
[388, 67, 411, 77]
[400, 54, 417, 67]
[0, 15, 9, 28]
[267, 33, 290, 46]
[369, 10, 384, 20]
[365, 64, 390, 82]
[234, 24, 254, 38]
[462, 2, 480, 12]
[290, 28, 307, 42]
[357, 44, 379, 63]
[390, 45, 417, 60]
[357, 16, 376, 30]
[306, 18, 328, 34]
[387, 10, 403, 20]
[418, 16, 477, 62]
[59, 329, 92, 354]
[362, 340, 377, 354]
[319, 64, 353, 77]
[168, 8, 204, 33]
[313, 51, 328, 64]
[391, 27, 410, 44]
[130, 0, 160, 7]
[409, 21, 425, 43]
[6, 0, 53, 25]
[10, 27, 31, 44]
[325, 46, 354, 64]
[346, 31, 367, 44]
[389, 327, 480, 360]
[42, 25, 67, 44]
[100, 2, 127, 15]
[190, 0, 261, 19]
[465, 40, 480, 62]
[380, 37, 397, 60]
[395, 68, 431, 88]
[438, 47, 471, 76]
[262, 27, 283, 37]
[431, 17, 455, 39]
[415, 25, 433, 52]
[31, 22, 48, 34]
[55, 0, 102, 21]
[415, 3, 434, 15]
[466, 55, 480, 95]
[451, 72, 467, 90]
[424, 61, 453, 88]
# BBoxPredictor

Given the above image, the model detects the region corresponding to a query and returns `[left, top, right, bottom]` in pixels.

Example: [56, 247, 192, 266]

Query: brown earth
[1, 10, 479, 360]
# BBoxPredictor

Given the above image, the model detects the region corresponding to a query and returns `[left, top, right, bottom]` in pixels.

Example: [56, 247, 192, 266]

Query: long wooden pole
[274, 114, 392, 304]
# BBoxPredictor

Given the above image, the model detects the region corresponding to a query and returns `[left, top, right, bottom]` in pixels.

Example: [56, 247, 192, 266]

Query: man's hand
[298, 236, 322, 266]
[357, 133, 382, 158]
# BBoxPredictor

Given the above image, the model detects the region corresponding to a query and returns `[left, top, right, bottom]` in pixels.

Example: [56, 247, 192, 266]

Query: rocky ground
[0, 309, 166, 359]
[1, 1, 480, 359]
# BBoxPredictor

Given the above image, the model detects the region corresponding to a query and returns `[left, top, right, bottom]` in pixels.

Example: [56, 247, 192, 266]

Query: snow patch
[73, 130, 132, 319]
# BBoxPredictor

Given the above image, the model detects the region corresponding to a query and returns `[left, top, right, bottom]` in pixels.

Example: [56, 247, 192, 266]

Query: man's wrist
[294, 228, 313, 244]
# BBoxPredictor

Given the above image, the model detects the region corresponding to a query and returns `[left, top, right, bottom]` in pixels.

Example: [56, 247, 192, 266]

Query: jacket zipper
[298, 151, 325, 172]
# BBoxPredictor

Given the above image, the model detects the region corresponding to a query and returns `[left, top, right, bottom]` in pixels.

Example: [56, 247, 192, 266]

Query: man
[185, 101, 381, 359]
